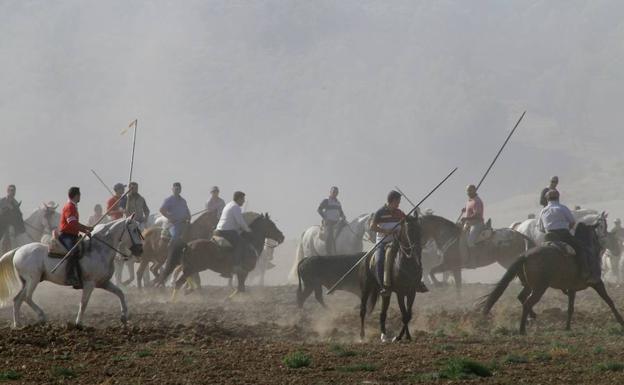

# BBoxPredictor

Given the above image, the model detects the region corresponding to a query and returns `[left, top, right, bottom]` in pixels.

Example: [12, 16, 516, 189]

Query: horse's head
[118, 214, 144, 256]
[400, 213, 422, 260]
[261, 213, 285, 244]
[577, 214, 608, 257]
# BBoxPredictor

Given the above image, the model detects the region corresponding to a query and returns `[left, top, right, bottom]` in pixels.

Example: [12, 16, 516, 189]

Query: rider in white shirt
[215, 191, 251, 273]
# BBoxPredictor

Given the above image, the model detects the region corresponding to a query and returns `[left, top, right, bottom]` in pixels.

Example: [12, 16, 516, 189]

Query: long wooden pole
[90, 169, 114, 196]
[326, 167, 458, 295]
[128, 119, 138, 185]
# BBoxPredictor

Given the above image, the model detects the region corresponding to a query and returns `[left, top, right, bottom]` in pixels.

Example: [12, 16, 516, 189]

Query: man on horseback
[205, 186, 226, 219]
[460, 185, 484, 247]
[540, 176, 559, 207]
[215, 191, 251, 274]
[59, 187, 93, 288]
[107, 183, 126, 221]
[125, 182, 150, 230]
[538, 189, 594, 284]
[0, 185, 22, 251]
[371, 191, 404, 296]
[159, 182, 191, 243]
[317, 186, 345, 255]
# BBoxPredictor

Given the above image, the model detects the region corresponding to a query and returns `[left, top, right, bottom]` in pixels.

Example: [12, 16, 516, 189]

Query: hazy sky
[2, 0, 624, 238]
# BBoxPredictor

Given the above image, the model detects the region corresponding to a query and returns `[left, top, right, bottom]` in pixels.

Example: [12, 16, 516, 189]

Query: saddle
[47, 236, 84, 259]
[543, 241, 576, 256]
[211, 235, 234, 250]
[475, 218, 494, 244]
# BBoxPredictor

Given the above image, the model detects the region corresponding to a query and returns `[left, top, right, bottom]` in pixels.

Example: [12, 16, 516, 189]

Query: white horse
[288, 213, 373, 282]
[21, 204, 60, 245]
[0, 216, 143, 327]
[513, 209, 605, 245]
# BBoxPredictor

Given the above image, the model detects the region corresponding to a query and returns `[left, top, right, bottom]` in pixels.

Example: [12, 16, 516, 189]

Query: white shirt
[538, 201, 575, 233]
[216, 202, 251, 233]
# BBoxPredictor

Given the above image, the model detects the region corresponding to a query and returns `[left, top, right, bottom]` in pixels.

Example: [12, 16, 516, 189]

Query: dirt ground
[1, 281, 624, 384]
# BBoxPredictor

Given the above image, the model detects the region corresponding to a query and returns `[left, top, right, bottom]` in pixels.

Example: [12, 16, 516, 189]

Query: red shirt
[60, 201, 80, 235]
[107, 195, 124, 220]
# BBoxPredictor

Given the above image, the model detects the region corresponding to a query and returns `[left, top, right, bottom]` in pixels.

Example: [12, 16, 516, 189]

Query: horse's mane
[422, 214, 459, 231]
[243, 212, 262, 225]
[93, 218, 125, 235]
[574, 222, 593, 244]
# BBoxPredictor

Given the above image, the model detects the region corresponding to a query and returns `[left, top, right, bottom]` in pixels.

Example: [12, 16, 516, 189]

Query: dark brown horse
[158, 212, 284, 298]
[481, 219, 624, 335]
[136, 211, 219, 288]
[419, 214, 534, 294]
[359, 214, 422, 342]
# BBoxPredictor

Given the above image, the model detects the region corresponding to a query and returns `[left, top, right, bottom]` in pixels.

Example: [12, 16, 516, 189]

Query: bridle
[91, 220, 142, 261]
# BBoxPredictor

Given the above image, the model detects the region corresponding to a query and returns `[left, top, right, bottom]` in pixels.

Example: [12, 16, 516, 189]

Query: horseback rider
[317, 186, 346, 255]
[215, 191, 251, 274]
[159, 182, 191, 243]
[540, 176, 559, 207]
[613, 219, 624, 239]
[125, 182, 150, 230]
[537, 189, 595, 284]
[107, 183, 126, 221]
[59, 187, 93, 288]
[370, 191, 404, 297]
[460, 185, 485, 247]
[0, 185, 21, 251]
[205, 186, 226, 219]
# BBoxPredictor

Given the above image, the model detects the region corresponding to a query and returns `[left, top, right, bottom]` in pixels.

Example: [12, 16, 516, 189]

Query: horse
[20, 204, 60, 245]
[419, 214, 533, 294]
[603, 230, 623, 282]
[158, 212, 284, 298]
[514, 209, 622, 282]
[359, 214, 422, 342]
[288, 213, 374, 283]
[135, 210, 219, 289]
[481, 218, 624, 335]
[0, 216, 143, 327]
[0, 207, 26, 254]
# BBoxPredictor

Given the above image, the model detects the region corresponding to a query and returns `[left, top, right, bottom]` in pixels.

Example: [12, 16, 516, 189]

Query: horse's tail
[288, 233, 306, 283]
[155, 240, 186, 286]
[0, 249, 19, 306]
[479, 254, 527, 315]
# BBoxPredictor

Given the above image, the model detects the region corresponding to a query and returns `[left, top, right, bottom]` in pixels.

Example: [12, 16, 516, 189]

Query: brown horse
[481, 219, 624, 335]
[359, 214, 422, 342]
[158, 212, 284, 297]
[135, 211, 219, 288]
[419, 214, 534, 294]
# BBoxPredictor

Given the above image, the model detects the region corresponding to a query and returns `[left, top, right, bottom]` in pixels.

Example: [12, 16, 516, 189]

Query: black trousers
[218, 230, 246, 267]
[58, 233, 80, 282]
[545, 229, 590, 276]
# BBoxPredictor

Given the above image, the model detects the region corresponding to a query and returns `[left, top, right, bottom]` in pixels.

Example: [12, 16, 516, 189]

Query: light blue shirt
[538, 201, 575, 232]
[160, 195, 191, 223]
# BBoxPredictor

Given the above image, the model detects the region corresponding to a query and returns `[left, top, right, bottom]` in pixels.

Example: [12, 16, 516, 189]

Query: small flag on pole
[120, 119, 138, 135]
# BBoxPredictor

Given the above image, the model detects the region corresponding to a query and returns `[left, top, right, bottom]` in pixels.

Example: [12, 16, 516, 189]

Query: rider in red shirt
[107, 183, 126, 220]
[59, 187, 93, 288]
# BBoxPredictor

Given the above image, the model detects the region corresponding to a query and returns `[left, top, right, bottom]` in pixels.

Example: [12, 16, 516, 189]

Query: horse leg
[379, 295, 391, 342]
[113, 258, 123, 285]
[517, 286, 537, 319]
[101, 281, 129, 324]
[520, 285, 547, 335]
[237, 272, 248, 293]
[296, 282, 314, 309]
[404, 291, 415, 341]
[566, 290, 576, 331]
[22, 277, 46, 324]
[591, 281, 624, 328]
[360, 279, 373, 340]
[452, 268, 462, 297]
[429, 264, 444, 287]
[122, 259, 135, 286]
[394, 294, 408, 342]
[12, 278, 26, 328]
[136, 260, 148, 290]
[75, 282, 95, 326]
[313, 285, 327, 309]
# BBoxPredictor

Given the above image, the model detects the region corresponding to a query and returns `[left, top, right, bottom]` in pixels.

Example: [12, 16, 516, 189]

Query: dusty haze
[2, 1, 624, 283]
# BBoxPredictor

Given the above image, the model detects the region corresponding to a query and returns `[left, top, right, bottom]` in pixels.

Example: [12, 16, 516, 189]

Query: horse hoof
[392, 336, 400, 343]
[380, 333, 391, 343]
[120, 315, 128, 325]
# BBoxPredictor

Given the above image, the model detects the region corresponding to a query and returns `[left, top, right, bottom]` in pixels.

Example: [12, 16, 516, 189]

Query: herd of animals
[0, 200, 623, 339]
